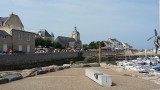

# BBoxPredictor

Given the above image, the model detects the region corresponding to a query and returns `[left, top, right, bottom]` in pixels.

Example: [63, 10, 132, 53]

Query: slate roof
[0, 13, 24, 28]
[38, 30, 51, 37]
[0, 30, 11, 36]
[55, 36, 76, 46]
[0, 17, 8, 24]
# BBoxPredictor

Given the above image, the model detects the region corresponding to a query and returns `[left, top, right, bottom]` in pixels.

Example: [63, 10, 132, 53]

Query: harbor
[0, 0, 160, 90]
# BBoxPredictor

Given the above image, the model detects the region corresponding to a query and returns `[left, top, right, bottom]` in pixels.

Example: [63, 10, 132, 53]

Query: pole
[99, 43, 101, 64]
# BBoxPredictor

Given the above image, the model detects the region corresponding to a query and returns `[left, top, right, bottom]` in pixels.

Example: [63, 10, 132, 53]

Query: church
[55, 27, 82, 49]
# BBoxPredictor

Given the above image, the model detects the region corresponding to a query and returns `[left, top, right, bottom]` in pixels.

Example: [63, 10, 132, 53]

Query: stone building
[0, 13, 35, 53]
[122, 42, 133, 49]
[37, 29, 54, 41]
[104, 38, 133, 50]
[106, 38, 123, 50]
[55, 26, 82, 49]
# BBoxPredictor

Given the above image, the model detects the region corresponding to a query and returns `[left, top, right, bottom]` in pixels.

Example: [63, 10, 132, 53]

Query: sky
[0, 0, 159, 49]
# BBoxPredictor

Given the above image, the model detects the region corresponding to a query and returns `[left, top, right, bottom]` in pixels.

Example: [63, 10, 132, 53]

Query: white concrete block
[85, 69, 112, 87]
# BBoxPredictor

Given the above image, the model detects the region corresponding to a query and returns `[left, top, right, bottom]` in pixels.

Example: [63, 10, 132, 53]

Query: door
[27, 45, 30, 53]
[3, 44, 7, 52]
[19, 45, 22, 51]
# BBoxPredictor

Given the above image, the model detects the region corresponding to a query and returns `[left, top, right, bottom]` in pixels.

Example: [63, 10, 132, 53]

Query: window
[3, 36, 6, 39]
[19, 32, 22, 40]
[18, 45, 22, 51]
[27, 33, 30, 41]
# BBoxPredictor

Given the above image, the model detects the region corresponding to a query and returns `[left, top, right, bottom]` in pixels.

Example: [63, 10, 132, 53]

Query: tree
[44, 38, 52, 48]
[87, 41, 105, 49]
[53, 41, 63, 48]
[83, 44, 89, 50]
[89, 41, 96, 49]
[100, 41, 105, 47]
[35, 37, 45, 47]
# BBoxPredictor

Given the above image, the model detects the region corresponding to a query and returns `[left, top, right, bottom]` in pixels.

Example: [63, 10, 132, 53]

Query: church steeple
[72, 26, 80, 41]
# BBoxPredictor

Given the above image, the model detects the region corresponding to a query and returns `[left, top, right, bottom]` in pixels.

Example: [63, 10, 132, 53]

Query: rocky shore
[0, 62, 99, 84]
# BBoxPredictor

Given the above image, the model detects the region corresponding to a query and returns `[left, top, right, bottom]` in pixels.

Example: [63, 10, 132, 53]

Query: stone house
[37, 29, 54, 41]
[122, 42, 133, 49]
[55, 27, 82, 49]
[105, 38, 133, 50]
[0, 13, 35, 53]
[106, 38, 123, 50]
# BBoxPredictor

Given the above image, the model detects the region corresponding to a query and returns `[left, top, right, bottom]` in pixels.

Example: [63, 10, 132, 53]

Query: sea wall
[0, 52, 82, 70]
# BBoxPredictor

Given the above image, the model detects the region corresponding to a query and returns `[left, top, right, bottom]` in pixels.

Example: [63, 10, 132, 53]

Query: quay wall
[0, 52, 82, 70]
[0, 51, 120, 70]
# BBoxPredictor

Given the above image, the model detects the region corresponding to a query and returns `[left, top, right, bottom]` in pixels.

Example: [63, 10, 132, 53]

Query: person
[6, 49, 10, 54]
[9, 49, 12, 54]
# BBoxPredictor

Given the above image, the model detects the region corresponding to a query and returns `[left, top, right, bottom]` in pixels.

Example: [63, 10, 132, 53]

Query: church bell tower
[72, 26, 80, 41]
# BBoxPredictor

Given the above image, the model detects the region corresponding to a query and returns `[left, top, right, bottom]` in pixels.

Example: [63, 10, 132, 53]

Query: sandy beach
[0, 66, 160, 90]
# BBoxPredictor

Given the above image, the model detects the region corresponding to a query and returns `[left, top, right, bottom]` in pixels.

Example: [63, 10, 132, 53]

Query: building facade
[0, 13, 35, 53]
[104, 38, 133, 50]
[122, 42, 133, 49]
[107, 38, 123, 49]
[37, 29, 54, 42]
[55, 26, 82, 49]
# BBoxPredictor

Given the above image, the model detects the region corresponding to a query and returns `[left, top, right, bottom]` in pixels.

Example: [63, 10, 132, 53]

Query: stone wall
[0, 52, 81, 70]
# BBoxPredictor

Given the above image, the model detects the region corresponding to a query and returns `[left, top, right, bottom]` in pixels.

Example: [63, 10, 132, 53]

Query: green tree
[35, 37, 45, 47]
[83, 44, 89, 50]
[44, 38, 52, 48]
[100, 41, 105, 47]
[53, 41, 63, 48]
[89, 41, 96, 49]
[88, 41, 105, 49]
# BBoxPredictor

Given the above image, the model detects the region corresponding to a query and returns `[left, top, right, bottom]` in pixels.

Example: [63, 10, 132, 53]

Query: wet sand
[0, 67, 160, 90]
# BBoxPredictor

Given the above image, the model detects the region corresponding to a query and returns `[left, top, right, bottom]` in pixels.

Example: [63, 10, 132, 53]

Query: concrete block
[85, 69, 112, 87]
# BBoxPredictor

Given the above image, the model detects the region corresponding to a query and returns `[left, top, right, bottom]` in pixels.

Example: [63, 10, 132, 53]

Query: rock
[70, 64, 82, 68]
[82, 63, 91, 67]
[45, 67, 55, 72]
[63, 64, 71, 69]
[0, 78, 9, 84]
[89, 63, 100, 67]
[0, 73, 8, 78]
[4, 73, 23, 82]
[34, 67, 48, 75]
[21, 69, 37, 78]
[54, 66, 64, 71]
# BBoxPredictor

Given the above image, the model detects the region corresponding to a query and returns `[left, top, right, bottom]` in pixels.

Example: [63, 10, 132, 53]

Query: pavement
[0, 67, 160, 90]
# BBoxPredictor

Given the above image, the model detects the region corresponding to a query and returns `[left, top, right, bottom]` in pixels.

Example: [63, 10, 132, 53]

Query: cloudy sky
[0, 0, 159, 49]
